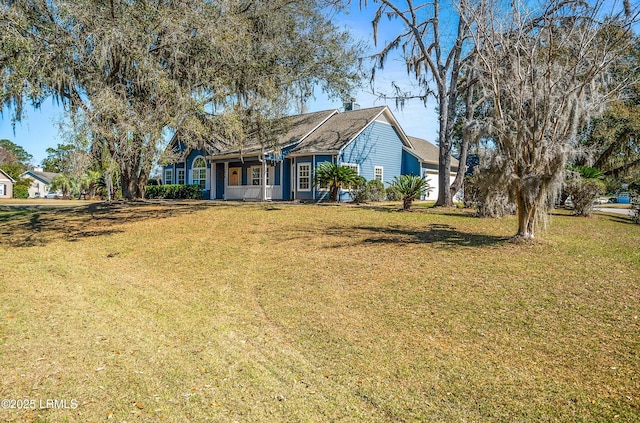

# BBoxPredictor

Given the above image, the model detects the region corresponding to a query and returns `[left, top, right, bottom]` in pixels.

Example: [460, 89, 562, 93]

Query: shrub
[367, 179, 385, 202]
[385, 185, 402, 201]
[13, 178, 31, 199]
[314, 162, 359, 202]
[145, 184, 203, 199]
[389, 174, 431, 211]
[564, 168, 605, 217]
[350, 176, 369, 204]
[631, 204, 640, 224]
[463, 174, 515, 217]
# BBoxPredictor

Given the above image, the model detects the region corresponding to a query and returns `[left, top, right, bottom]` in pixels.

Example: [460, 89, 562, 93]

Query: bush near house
[564, 167, 606, 217]
[351, 178, 386, 203]
[385, 185, 402, 201]
[145, 184, 202, 199]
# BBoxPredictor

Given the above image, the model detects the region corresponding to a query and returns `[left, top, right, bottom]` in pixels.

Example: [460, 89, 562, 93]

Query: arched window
[192, 157, 207, 189]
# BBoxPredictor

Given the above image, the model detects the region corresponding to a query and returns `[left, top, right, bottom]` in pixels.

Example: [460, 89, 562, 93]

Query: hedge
[145, 184, 203, 199]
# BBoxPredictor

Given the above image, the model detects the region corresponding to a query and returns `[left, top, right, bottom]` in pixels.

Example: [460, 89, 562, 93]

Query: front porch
[212, 158, 286, 201]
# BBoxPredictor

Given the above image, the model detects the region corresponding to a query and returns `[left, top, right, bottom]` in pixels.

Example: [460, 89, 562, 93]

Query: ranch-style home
[21, 168, 62, 198]
[0, 168, 15, 199]
[162, 105, 458, 201]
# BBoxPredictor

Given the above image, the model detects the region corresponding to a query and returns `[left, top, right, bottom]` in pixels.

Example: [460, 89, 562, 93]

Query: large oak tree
[1, 0, 361, 199]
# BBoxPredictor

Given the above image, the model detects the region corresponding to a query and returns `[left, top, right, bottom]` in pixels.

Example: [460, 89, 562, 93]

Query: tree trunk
[403, 196, 412, 211]
[435, 95, 453, 207]
[331, 185, 339, 202]
[516, 191, 536, 239]
[449, 80, 475, 202]
[449, 136, 469, 203]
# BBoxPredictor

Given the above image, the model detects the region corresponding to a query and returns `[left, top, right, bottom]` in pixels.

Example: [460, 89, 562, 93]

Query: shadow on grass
[350, 223, 507, 247]
[0, 200, 218, 248]
[276, 223, 507, 248]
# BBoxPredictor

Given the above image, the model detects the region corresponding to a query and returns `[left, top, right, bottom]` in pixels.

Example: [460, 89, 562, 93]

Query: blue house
[162, 106, 455, 201]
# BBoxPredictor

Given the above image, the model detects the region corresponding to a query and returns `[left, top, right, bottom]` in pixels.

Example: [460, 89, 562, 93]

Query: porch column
[223, 162, 228, 200]
[262, 158, 267, 201]
[209, 161, 215, 199]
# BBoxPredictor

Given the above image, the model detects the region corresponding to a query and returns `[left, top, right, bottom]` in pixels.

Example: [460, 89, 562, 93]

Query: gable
[21, 170, 59, 184]
[338, 121, 404, 182]
[0, 169, 16, 183]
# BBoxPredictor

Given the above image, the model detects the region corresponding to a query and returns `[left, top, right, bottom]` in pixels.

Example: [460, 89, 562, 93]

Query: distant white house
[20, 168, 62, 198]
[0, 168, 15, 199]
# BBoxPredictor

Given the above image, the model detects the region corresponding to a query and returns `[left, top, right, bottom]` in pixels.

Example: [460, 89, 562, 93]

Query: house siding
[313, 155, 334, 201]
[339, 121, 403, 183]
[215, 163, 225, 199]
[401, 149, 421, 176]
[0, 175, 13, 198]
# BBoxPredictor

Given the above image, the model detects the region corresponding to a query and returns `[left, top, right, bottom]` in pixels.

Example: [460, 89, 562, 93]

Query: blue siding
[402, 149, 421, 176]
[273, 162, 281, 186]
[215, 163, 225, 199]
[282, 159, 292, 200]
[339, 122, 404, 184]
[313, 155, 334, 201]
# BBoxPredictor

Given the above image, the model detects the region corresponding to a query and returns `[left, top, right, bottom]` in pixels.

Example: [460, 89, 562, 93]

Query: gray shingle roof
[219, 109, 338, 157]
[406, 136, 459, 168]
[22, 170, 60, 184]
[288, 106, 388, 155]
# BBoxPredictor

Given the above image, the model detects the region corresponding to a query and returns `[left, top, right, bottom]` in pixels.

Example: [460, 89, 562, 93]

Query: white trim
[164, 168, 173, 185]
[176, 168, 185, 185]
[297, 162, 311, 192]
[191, 155, 207, 189]
[249, 165, 262, 186]
[338, 107, 414, 155]
[374, 166, 384, 182]
[223, 162, 229, 200]
[340, 162, 359, 175]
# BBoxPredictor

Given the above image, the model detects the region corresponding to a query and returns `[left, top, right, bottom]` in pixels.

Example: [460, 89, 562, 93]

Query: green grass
[0, 201, 638, 422]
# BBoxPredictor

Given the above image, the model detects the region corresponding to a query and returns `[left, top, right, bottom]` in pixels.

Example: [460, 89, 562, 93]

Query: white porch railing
[225, 185, 282, 201]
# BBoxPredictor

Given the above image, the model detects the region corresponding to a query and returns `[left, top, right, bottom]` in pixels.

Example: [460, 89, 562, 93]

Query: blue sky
[0, 2, 442, 165]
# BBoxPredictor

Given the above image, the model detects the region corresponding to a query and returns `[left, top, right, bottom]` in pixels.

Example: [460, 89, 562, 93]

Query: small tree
[565, 167, 606, 216]
[468, 0, 638, 239]
[313, 162, 359, 202]
[390, 174, 432, 211]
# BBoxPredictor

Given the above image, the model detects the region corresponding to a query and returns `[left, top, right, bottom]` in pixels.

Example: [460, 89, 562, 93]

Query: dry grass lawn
[0, 200, 638, 422]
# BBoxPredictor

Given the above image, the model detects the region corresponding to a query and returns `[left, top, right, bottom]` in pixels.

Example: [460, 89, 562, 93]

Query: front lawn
[0, 201, 638, 422]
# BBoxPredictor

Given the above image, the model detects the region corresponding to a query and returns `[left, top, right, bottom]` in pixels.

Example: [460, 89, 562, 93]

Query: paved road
[594, 207, 634, 217]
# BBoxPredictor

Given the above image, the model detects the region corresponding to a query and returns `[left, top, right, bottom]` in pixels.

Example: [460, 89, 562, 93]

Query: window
[374, 166, 383, 182]
[250, 166, 262, 186]
[0, 184, 4, 196]
[316, 162, 330, 191]
[297, 163, 311, 191]
[164, 169, 173, 185]
[176, 169, 185, 185]
[341, 163, 359, 175]
[266, 166, 275, 185]
[192, 157, 206, 189]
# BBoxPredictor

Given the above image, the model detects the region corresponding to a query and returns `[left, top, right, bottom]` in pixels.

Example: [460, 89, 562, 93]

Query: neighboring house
[0, 168, 15, 199]
[402, 136, 459, 201]
[20, 168, 62, 198]
[162, 105, 456, 201]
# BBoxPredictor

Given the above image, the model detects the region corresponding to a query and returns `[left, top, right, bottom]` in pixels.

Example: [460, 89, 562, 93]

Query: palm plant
[390, 174, 432, 211]
[50, 174, 78, 199]
[313, 162, 359, 202]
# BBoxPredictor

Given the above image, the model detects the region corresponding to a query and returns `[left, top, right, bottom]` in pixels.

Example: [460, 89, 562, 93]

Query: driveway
[594, 207, 634, 217]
